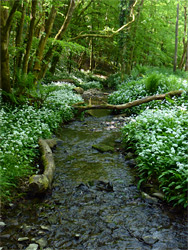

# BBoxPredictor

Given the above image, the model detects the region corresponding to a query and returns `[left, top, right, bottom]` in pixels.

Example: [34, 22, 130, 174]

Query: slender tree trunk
[68, 52, 73, 74]
[0, 2, 19, 96]
[49, 0, 76, 75]
[173, 3, 179, 72]
[78, 51, 86, 70]
[120, 0, 135, 78]
[185, 29, 188, 71]
[49, 44, 62, 74]
[22, 0, 38, 74]
[178, 41, 187, 70]
[33, 6, 57, 80]
[89, 38, 94, 71]
[178, 6, 187, 70]
[129, 0, 144, 69]
[14, 1, 26, 82]
[39, 0, 76, 80]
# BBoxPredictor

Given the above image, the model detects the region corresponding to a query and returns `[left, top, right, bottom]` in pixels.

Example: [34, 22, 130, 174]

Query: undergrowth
[111, 68, 188, 208]
[0, 82, 83, 202]
[122, 106, 188, 208]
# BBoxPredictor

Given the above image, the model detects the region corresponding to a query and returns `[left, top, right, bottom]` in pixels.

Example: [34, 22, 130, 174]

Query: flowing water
[1, 97, 187, 250]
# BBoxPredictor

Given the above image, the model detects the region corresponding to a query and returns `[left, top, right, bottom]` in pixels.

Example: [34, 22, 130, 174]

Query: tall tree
[14, 1, 26, 79]
[178, 6, 187, 70]
[33, 5, 57, 80]
[38, 0, 76, 80]
[185, 28, 188, 71]
[173, 2, 179, 72]
[0, 1, 19, 96]
[22, 0, 38, 74]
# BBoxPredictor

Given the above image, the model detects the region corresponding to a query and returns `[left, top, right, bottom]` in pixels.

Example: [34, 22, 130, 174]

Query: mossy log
[29, 139, 56, 194]
[72, 90, 183, 113]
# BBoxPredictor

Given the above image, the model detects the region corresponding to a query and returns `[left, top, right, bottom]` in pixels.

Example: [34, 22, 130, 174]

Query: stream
[0, 94, 187, 250]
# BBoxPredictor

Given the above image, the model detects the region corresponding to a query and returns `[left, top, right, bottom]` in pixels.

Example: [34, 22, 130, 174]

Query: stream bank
[0, 92, 187, 250]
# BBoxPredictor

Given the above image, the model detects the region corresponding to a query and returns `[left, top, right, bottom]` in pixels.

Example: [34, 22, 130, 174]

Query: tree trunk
[173, 3, 179, 72]
[68, 52, 73, 74]
[22, 0, 38, 74]
[178, 41, 187, 70]
[89, 38, 94, 71]
[33, 6, 57, 80]
[129, 0, 145, 70]
[120, 0, 136, 78]
[38, 0, 76, 80]
[49, 44, 62, 75]
[73, 90, 183, 113]
[0, 2, 19, 97]
[185, 29, 188, 71]
[14, 1, 26, 80]
[178, 6, 187, 70]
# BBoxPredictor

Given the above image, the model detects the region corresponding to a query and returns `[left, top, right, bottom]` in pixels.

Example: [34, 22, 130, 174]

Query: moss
[92, 144, 114, 153]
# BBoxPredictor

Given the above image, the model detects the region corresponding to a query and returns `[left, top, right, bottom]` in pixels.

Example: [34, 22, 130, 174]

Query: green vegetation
[1, 0, 188, 209]
[108, 69, 188, 115]
[111, 70, 188, 208]
[0, 83, 82, 201]
[122, 107, 188, 208]
[81, 81, 103, 90]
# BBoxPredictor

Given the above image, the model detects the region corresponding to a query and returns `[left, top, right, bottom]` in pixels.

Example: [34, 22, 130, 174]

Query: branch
[5, 0, 19, 32]
[69, 0, 138, 41]
[55, 0, 76, 40]
[72, 90, 183, 112]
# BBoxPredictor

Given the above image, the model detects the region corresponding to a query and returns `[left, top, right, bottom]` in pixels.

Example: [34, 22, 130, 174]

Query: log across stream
[1, 94, 187, 250]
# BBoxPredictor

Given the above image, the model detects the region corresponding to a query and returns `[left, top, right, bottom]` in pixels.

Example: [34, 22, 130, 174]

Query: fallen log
[73, 90, 184, 112]
[29, 139, 56, 194]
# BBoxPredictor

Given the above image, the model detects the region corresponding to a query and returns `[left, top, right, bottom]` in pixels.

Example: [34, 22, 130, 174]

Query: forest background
[1, 0, 188, 95]
[0, 0, 188, 208]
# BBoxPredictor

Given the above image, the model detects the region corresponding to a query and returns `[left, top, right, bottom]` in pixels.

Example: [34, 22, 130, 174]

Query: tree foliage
[0, 0, 187, 98]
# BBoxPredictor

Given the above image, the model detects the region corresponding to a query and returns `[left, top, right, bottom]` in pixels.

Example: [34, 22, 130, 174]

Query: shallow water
[1, 108, 187, 250]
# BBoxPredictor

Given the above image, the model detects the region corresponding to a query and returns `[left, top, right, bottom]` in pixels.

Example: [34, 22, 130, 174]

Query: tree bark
[22, 0, 38, 74]
[178, 6, 187, 70]
[72, 90, 183, 113]
[129, 0, 145, 71]
[185, 29, 188, 71]
[14, 1, 26, 78]
[0, 1, 19, 96]
[173, 3, 179, 72]
[29, 139, 56, 194]
[33, 6, 57, 80]
[38, 0, 76, 80]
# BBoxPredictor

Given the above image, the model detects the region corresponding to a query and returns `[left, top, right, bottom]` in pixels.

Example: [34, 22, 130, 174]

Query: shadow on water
[1, 95, 187, 250]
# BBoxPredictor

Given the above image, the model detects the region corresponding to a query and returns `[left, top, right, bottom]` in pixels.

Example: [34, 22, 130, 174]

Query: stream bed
[1, 101, 187, 250]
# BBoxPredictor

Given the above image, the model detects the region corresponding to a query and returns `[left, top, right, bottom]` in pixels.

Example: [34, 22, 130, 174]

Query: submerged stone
[36, 238, 47, 248]
[152, 192, 165, 200]
[25, 243, 39, 250]
[0, 222, 6, 227]
[95, 180, 114, 192]
[143, 235, 159, 245]
[18, 237, 29, 241]
[92, 144, 114, 153]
